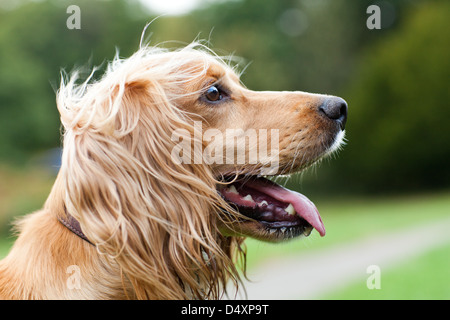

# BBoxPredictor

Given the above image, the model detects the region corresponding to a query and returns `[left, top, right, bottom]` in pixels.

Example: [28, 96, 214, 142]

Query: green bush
[331, 1, 450, 193]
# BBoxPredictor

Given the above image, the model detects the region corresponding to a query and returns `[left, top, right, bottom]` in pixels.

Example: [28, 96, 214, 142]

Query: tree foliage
[0, 0, 448, 193]
[333, 1, 450, 193]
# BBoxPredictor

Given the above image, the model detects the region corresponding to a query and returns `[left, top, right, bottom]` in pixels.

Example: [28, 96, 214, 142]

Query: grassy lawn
[243, 192, 450, 300]
[321, 242, 450, 299]
[0, 238, 14, 259]
[245, 191, 450, 269]
[0, 165, 54, 258]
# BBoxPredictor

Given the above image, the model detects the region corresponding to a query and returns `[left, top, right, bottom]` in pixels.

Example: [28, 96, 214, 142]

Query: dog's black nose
[319, 97, 348, 130]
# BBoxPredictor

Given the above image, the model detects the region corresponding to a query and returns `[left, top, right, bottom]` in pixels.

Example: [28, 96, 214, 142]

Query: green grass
[0, 165, 54, 259]
[321, 242, 450, 300]
[245, 191, 450, 269]
[0, 238, 14, 259]
[242, 192, 450, 300]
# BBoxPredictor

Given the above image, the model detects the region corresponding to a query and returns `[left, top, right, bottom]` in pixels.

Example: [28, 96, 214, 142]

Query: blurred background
[0, 0, 449, 299]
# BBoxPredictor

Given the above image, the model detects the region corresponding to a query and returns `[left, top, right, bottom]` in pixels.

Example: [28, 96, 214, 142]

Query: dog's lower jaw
[219, 219, 313, 243]
[326, 129, 346, 156]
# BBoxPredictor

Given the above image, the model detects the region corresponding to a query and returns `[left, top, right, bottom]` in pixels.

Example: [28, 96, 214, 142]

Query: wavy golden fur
[0, 41, 347, 299]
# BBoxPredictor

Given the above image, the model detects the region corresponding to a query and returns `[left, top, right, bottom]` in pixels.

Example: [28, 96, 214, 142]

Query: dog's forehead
[206, 61, 240, 84]
[180, 58, 240, 91]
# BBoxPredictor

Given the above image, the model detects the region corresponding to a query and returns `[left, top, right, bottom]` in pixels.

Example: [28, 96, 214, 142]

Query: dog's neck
[0, 209, 132, 299]
[1, 171, 236, 299]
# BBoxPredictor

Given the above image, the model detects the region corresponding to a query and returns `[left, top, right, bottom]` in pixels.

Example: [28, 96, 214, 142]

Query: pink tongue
[248, 179, 326, 237]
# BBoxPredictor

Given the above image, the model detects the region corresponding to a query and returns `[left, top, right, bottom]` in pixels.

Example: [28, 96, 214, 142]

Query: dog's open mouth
[218, 176, 325, 240]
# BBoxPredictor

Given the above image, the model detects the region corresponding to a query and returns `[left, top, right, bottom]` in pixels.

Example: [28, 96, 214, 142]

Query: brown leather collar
[58, 212, 93, 245]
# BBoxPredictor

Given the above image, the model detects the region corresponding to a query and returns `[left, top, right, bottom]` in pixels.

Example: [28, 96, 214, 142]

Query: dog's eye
[205, 85, 223, 102]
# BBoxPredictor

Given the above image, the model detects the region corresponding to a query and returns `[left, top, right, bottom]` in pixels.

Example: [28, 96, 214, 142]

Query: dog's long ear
[54, 64, 243, 299]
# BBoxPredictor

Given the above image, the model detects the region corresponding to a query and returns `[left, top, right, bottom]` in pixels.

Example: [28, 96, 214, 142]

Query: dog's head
[167, 51, 347, 242]
[55, 43, 347, 299]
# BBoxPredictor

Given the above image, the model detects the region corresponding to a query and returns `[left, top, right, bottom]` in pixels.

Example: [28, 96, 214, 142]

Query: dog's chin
[216, 129, 345, 243]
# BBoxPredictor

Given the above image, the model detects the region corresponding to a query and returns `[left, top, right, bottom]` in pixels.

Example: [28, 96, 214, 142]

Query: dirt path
[234, 217, 450, 299]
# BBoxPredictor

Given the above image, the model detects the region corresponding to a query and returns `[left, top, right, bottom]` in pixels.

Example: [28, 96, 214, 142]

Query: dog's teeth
[259, 200, 268, 207]
[280, 227, 287, 233]
[242, 194, 254, 202]
[285, 203, 296, 216]
[228, 185, 239, 194]
[303, 227, 312, 237]
[269, 229, 277, 234]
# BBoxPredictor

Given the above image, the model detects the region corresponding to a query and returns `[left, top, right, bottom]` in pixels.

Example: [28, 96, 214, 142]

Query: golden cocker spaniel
[0, 42, 347, 299]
